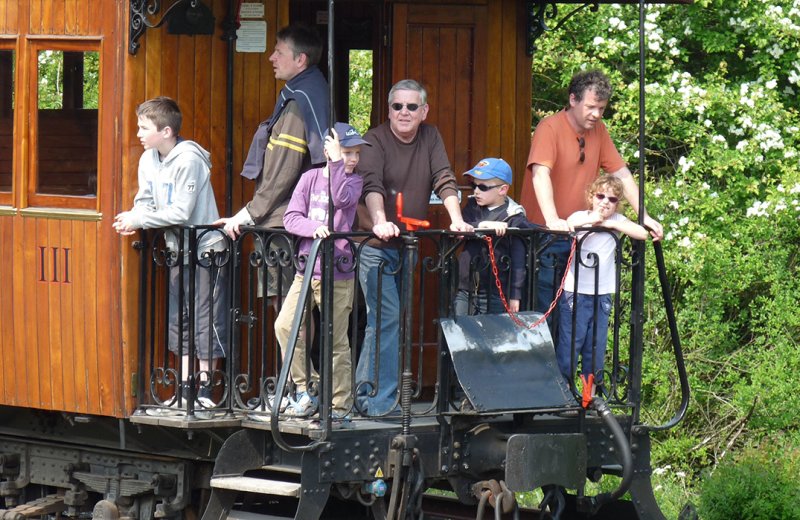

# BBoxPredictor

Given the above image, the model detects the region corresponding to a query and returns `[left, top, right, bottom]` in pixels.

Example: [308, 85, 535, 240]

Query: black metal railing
[134, 224, 679, 431]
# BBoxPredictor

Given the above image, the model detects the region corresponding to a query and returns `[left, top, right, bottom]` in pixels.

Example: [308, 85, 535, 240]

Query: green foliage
[348, 49, 373, 135]
[698, 438, 800, 520]
[532, 0, 800, 508]
[37, 50, 99, 110]
[37, 50, 63, 109]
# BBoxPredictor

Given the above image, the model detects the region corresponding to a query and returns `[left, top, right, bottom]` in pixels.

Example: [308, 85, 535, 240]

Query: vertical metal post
[399, 235, 418, 434]
[317, 0, 336, 429]
[223, 1, 238, 216]
[135, 231, 149, 407]
[628, 0, 647, 423]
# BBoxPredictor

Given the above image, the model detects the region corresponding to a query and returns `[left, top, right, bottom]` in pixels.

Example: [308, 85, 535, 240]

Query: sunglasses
[470, 182, 504, 192]
[594, 193, 619, 204]
[390, 102, 421, 112]
[577, 137, 585, 163]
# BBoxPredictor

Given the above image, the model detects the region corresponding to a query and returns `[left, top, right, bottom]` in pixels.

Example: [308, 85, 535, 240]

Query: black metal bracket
[129, 0, 200, 55]
[526, 1, 600, 56]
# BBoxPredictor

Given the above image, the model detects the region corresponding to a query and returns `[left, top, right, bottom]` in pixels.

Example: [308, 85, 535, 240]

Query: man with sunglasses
[354, 79, 472, 416]
[519, 70, 663, 314]
[455, 158, 537, 316]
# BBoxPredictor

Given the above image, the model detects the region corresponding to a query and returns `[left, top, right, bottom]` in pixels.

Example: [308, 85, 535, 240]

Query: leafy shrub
[699, 440, 800, 520]
[528, 0, 800, 508]
[531, 0, 800, 470]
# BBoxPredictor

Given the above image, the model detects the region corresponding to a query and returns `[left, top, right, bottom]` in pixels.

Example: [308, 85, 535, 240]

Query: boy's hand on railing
[477, 221, 508, 236]
[313, 225, 330, 239]
[113, 211, 137, 236]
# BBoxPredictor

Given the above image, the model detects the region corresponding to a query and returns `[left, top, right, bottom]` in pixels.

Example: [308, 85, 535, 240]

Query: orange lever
[396, 192, 430, 231]
[581, 373, 595, 409]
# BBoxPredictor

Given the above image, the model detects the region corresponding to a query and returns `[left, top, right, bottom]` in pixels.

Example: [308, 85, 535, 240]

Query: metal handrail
[269, 237, 328, 452]
[634, 239, 690, 433]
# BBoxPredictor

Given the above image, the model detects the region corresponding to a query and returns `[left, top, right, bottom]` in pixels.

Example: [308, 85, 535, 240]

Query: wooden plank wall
[0, 0, 123, 416]
[8, 218, 104, 413]
[0, 0, 19, 31]
[388, 0, 532, 389]
[0, 214, 12, 403]
[392, 3, 488, 181]
[119, 1, 290, 414]
[391, 0, 531, 194]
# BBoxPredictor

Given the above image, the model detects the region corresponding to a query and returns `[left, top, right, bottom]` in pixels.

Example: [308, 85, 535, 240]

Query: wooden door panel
[392, 3, 487, 178]
[1, 216, 109, 413]
[0, 216, 14, 404]
[391, 3, 488, 383]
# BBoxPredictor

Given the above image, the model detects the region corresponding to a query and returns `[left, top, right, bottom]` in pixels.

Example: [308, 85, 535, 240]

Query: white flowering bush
[530, 0, 800, 511]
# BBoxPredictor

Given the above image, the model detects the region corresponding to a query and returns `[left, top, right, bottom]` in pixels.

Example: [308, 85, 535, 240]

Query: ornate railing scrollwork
[129, 0, 200, 55]
[526, 1, 600, 56]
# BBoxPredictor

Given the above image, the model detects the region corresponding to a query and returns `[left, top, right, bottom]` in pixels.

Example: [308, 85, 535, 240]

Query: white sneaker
[144, 393, 186, 417]
[285, 392, 318, 417]
[268, 394, 290, 412]
[196, 396, 217, 409]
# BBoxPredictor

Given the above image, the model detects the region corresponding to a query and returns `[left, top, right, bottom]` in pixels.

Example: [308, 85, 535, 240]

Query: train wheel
[92, 500, 120, 520]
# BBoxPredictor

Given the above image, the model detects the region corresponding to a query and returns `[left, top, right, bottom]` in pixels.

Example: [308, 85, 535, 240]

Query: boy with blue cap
[274, 122, 369, 418]
[455, 158, 536, 315]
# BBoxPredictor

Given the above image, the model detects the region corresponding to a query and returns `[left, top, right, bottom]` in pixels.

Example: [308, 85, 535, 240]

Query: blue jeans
[454, 289, 505, 316]
[355, 245, 402, 415]
[535, 236, 572, 314]
[556, 291, 612, 383]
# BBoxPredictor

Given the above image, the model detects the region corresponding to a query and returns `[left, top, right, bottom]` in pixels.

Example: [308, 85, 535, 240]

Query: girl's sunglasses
[595, 193, 619, 204]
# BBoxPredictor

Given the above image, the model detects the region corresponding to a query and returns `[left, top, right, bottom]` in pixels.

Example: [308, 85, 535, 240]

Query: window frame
[0, 39, 15, 207]
[26, 38, 102, 210]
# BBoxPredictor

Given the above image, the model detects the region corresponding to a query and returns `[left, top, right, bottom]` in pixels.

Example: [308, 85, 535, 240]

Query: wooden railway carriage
[0, 1, 690, 519]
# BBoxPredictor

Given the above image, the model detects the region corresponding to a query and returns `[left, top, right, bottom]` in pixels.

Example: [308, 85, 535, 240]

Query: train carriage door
[389, 3, 488, 389]
[391, 3, 488, 201]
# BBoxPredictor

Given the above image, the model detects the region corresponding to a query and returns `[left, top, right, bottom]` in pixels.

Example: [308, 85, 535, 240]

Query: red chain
[483, 234, 577, 330]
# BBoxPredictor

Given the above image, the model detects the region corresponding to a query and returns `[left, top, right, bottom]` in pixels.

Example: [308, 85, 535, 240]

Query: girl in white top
[555, 175, 648, 389]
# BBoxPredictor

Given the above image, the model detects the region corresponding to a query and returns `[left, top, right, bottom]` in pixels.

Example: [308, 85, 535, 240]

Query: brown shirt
[357, 121, 459, 232]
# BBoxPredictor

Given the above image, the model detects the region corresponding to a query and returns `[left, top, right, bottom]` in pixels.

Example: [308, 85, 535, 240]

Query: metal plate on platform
[440, 312, 574, 411]
[505, 433, 587, 491]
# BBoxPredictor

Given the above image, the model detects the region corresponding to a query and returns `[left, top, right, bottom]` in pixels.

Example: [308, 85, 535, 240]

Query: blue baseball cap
[464, 158, 512, 185]
[330, 122, 371, 147]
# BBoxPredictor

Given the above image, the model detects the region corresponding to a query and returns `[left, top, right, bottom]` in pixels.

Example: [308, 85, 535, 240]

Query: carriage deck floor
[128, 402, 443, 434]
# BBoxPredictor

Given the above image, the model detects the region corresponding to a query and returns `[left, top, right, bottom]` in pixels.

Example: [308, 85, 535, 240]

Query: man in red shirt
[519, 70, 663, 312]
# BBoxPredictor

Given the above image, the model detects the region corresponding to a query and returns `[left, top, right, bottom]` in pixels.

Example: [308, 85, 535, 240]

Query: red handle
[396, 192, 430, 231]
[581, 373, 595, 409]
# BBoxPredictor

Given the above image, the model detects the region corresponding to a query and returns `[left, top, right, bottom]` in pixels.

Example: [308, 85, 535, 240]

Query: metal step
[210, 476, 301, 497]
[228, 510, 292, 520]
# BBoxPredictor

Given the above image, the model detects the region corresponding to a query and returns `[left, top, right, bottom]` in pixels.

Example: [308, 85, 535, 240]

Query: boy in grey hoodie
[114, 96, 227, 415]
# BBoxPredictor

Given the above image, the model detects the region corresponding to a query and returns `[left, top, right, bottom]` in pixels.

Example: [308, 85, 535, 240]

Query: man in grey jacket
[114, 96, 227, 414]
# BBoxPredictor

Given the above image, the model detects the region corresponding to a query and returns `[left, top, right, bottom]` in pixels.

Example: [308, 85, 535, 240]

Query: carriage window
[36, 49, 99, 198]
[0, 48, 13, 194]
[349, 49, 373, 134]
